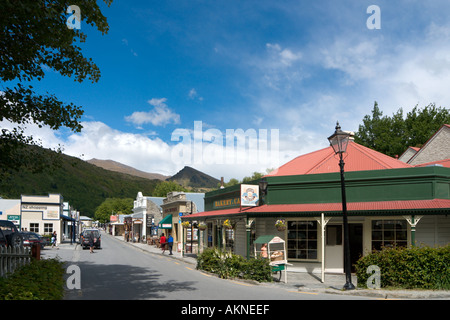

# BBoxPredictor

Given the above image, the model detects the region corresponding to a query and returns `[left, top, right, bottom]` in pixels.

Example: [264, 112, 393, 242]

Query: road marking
[201, 272, 212, 277]
[290, 290, 318, 295]
[231, 281, 253, 287]
[185, 267, 193, 270]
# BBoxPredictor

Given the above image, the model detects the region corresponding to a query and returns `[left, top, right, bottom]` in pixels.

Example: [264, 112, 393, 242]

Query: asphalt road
[43, 232, 373, 301]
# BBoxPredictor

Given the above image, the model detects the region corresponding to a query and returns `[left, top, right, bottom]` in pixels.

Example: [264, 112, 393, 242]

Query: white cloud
[125, 98, 181, 127]
[188, 88, 203, 101]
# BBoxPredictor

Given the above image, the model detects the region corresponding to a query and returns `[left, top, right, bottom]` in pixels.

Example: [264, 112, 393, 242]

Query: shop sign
[241, 184, 259, 207]
[213, 198, 240, 209]
[8, 215, 20, 224]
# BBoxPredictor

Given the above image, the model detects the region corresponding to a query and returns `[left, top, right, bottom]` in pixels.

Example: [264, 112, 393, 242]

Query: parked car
[80, 229, 101, 249]
[19, 231, 44, 249]
[0, 220, 23, 247]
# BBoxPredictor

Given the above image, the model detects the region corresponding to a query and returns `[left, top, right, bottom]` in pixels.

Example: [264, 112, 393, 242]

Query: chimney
[220, 177, 225, 189]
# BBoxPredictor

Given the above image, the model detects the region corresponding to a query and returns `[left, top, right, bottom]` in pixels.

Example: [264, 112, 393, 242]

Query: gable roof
[266, 140, 411, 177]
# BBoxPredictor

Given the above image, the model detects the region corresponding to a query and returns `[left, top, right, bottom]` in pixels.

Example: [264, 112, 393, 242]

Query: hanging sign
[240, 184, 259, 207]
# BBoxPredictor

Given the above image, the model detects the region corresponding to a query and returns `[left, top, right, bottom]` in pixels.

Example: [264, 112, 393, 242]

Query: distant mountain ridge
[87, 159, 170, 181]
[0, 147, 159, 218]
[167, 166, 220, 188]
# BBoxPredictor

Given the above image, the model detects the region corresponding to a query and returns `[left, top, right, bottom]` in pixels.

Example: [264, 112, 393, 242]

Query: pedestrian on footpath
[160, 233, 166, 254]
[51, 231, 58, 249]
[167, 233, 174, 255]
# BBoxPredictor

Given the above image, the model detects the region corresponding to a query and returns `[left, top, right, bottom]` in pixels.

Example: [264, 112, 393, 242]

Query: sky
[3, 0, 450, 181]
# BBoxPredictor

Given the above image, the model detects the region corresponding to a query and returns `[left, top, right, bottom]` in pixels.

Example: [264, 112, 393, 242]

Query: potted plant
[275, 219, 287, 231]
[181, 221, 190, 228]
[198, 222, 207, 230]
[223, 219, 233, 229]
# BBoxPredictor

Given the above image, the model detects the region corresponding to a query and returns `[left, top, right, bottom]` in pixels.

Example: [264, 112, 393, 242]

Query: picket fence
[0, 246, 31, 277]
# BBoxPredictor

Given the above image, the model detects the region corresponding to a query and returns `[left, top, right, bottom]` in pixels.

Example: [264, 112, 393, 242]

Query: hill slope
[166, 166, 220, 188]
[0, 147, 159, 218]
[87, 158, 169, 181]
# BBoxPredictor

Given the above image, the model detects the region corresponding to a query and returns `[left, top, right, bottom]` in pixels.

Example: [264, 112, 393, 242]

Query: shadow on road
[63, 261, 198, 300]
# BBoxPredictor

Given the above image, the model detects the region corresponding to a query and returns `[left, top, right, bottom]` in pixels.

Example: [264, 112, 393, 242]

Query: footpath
[107, 233, 449, 300]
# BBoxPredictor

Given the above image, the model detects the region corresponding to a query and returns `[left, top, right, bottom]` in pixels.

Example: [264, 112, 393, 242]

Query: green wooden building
[183, 140, 450, 273]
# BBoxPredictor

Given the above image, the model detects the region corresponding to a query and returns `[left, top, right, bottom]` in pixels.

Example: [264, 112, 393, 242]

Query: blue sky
[4, 0, 450, 180]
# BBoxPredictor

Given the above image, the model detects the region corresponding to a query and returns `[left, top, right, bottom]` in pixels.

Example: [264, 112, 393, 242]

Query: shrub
[197, 248, 272, 282]
[0, 258, 65, 300]
[356, 245, 450, 290]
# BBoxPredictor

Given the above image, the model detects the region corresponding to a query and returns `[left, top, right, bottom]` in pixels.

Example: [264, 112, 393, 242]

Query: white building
[21, 194, 64, 244]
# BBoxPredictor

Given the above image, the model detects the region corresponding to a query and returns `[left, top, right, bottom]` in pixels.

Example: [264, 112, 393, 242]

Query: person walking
[167, 233, 174, 255]
[89, 231, 95, 254]
[160, 233, 166, 254]
[51, 231, 58, 249]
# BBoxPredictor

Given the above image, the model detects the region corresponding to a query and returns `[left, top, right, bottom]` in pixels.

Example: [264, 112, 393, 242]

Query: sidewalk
[108, 233, 450, 300]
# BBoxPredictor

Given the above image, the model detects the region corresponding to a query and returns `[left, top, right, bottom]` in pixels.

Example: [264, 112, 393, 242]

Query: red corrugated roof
[185, 199, 450, 219]
[415, 158, 450, 168]
[266, 140, 412, 177]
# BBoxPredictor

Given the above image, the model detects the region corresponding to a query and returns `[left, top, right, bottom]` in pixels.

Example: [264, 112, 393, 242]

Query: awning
[158, 215, 172, 229]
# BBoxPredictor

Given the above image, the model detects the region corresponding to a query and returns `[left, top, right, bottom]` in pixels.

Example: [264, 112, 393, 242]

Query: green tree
[355, 102, 450, 157]
[152, 181, 187, 197]
[94, 198, 133, 223]
[0, 0, 112, 175]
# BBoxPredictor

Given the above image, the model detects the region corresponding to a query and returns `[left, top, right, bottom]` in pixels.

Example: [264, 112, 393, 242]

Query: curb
[298, 286, 450, 299]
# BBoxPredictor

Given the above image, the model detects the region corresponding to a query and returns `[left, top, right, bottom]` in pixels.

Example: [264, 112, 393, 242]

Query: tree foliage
[0, 0, 112, 175]
[95, 198, 133, 223]
[355, 102, 450, 157]
[152, 180, 188, 197]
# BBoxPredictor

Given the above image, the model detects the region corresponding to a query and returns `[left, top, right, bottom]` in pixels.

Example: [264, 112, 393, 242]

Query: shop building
[131, 192, 164, 241]
[20, 194, 65, 244]
[159, 192, 205, 253]
[182, 138, 450, 274]
[0, 199, 21, 226]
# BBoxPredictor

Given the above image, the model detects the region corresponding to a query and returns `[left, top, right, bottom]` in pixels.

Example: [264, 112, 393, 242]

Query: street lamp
[327, 121, 355, 290]
[259, 178, 268, 204]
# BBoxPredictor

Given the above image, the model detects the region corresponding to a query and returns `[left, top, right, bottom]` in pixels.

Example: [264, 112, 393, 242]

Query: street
[43, 232, 372, 301]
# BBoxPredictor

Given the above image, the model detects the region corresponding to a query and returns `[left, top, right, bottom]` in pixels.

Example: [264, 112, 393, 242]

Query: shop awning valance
[158, 215, 172, 229]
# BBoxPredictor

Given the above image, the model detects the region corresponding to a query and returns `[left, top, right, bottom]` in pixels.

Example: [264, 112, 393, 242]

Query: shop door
[325, 225, 343, 273]
[349, 223, 363, 273]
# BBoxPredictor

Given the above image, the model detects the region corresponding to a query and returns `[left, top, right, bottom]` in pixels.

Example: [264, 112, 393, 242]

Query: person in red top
[160, 233, 166, 254]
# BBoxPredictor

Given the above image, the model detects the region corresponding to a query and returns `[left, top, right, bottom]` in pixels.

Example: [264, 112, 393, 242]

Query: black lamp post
[258, 178, 268, 205]
[328, 121, 355, 290]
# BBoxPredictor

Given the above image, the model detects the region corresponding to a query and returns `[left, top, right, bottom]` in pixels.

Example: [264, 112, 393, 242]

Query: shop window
[287, 220, 317, 260]
[30, 223, 39, 233]
[44, 223, 53, 235]
[225, 229, 234, 252]
[372, 220, 407, 251]
[207, 223, 213, 247]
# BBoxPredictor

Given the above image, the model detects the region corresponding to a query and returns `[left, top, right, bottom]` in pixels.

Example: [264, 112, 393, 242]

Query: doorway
[349, 223, 363, 273]
[325, 224, 343, 273]
[325, 223, 363, 273]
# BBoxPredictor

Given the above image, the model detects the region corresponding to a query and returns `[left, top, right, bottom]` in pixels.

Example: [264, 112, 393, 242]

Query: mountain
[0, 147, 159, 218]
[87, 158, 169, 181]
[166, 166, 220, 189]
